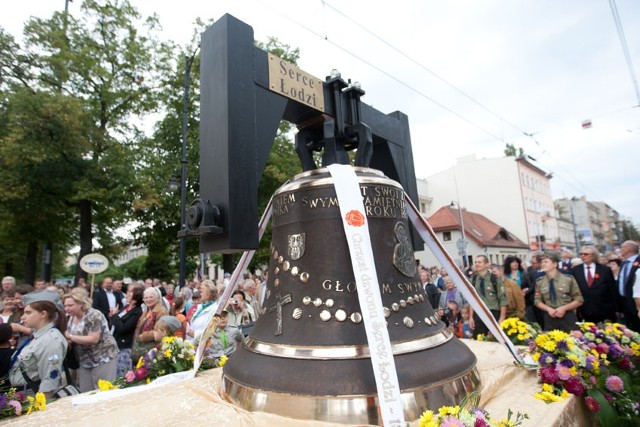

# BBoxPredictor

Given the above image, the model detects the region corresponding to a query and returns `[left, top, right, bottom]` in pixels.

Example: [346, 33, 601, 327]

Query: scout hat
[159, 315, 182, 332]
[540, 251, 559, 264]
[23, 289, 63, 309]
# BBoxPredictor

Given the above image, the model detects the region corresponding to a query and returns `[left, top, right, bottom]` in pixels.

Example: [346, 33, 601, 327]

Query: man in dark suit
[92, 276, 123, 325]
[571, 246, 617, 324]
[618, 240, 640, 332]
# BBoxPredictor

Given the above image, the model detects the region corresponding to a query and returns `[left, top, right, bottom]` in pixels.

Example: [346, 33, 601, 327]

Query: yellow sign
[268, 54, 324, 112]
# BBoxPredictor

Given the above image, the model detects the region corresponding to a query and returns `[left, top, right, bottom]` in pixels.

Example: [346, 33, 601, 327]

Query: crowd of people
[2, 239, 639, 399]
[419, 239, 640, 338]
[0, 273, 266, 397]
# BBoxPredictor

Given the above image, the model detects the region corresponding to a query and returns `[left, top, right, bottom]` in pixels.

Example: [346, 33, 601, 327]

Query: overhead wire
[257, 0, 625, 202]
[609, 0, 640, 107]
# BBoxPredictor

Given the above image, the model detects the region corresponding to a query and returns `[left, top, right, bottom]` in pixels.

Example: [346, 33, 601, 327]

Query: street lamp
[178, 45, 200, 290]
[450, 201, 468, 269]
[167, 173, 180, 193]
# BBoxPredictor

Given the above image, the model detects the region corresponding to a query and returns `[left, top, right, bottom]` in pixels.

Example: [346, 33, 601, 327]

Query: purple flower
[559, 359, 574, 368]
[585, 355, 596, 371]
[556, 339, 569, 351]
[539, 366, 559, 384]
[604, 393, 613, 402]
[564, 378, 585, 396]
[0, 394, 6, 408]
[605, 375, 624, 393]
[474, 419, 490, 427]
[585, 396, 600, 412]
[596, 343, 609, 354]
[539, 353, 556, 367]
[608, 345, 623, 359]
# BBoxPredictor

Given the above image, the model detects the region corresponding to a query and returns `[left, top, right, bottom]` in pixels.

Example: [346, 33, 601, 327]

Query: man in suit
[618, 240, 640, 332]
[92, 276, 123, 325]
[571, 246, 617, 324]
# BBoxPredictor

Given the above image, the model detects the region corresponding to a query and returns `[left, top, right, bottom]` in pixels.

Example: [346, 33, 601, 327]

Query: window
[443, 231, 451, 241]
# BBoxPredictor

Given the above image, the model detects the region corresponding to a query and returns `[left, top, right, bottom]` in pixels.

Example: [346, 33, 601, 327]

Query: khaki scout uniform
[10, 323, 68, 393]
[471, 272, 508, 338]
[535, 273, 583, 332]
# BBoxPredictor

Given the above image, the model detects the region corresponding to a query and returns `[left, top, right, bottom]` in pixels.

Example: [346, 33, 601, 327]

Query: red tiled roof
[427, 206, 528, 249]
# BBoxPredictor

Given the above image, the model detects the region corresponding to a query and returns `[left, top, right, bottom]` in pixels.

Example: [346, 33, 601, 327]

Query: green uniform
[472, 271, 508, 310]
[534, 273, 583, 308]
[10, 323, 68, 393]
[534, 273, 583, 332]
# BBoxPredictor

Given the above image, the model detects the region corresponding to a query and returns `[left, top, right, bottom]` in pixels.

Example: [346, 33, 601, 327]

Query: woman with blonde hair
[63, 289, 119, 392]
[187, 280, 218, 342]
[131, 287, 168, 361]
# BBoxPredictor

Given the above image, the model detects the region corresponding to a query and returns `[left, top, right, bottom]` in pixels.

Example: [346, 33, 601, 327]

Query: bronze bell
[222, 167, 480, 425]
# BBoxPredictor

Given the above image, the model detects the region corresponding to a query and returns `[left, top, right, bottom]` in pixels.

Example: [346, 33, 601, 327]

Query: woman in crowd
[607, 258, 621, 281]
[111, 283, 144, 377]
[0, 290, 18, 324]
[131, 287, 168, 361]
[9, 290, 67, 397]
[181, 287, 194, 314]
[63, 289, 119, 392]
[187, 280, 218, 342]
[503, 256, 528, 288]
[437, 277, 466, 310]
[170, 296, 187, 339]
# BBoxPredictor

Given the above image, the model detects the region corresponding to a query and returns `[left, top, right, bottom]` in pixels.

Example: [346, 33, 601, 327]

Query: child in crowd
[460, 304, 473, 339]
[205, 310, 243, 358]
[152, 316, 183, 342]
[170, 297, 187, 339]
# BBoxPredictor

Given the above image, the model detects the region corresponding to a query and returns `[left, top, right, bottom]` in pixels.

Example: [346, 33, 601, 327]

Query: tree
[0, 1, 176, 283]
[504, 143, 525, 157]
[620, 219, 640, 242]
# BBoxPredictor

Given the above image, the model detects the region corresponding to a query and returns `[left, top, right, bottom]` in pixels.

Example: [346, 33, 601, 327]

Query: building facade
[414, 206, 530, 269]
[421, 154, 559, 253]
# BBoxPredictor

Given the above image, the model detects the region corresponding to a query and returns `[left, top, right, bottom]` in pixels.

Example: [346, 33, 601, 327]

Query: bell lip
[242, 328, 454, 360]
[221, 364, 481, 425]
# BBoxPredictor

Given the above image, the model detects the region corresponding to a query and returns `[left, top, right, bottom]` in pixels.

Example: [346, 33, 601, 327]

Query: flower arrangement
[418, 404, 528, 427]
[0, 388, 46, 419]
[528, 322, 640, 426]
[500, 317, 540, 346]
[475, 317, 540, 346]
[100, 336, 227, 390]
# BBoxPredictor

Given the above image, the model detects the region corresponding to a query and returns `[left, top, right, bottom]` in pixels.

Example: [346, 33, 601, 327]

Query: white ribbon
[404, 193, 523, 363]
[327, 164, 405, 427]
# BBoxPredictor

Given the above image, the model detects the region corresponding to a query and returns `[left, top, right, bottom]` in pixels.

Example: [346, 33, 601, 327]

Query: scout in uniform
[9, 290, 68, 397]
[469, 255, 508, 338]
[534, 252, 583, 332]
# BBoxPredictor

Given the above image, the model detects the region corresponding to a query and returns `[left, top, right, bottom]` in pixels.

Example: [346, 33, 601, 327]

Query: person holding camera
[226, 290, 255, 332]
[438, 301, 463, 338]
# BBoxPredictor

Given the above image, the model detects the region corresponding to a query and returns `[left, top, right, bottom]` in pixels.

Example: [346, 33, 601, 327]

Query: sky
[2, 0, 640, 226]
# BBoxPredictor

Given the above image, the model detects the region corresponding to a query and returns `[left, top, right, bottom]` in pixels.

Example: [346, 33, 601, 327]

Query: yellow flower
[98, 379, 117, 391]
[146, 378, 151, 383]
[517, 334, 524, 341]
[476, 334, 486, 341]
[162, 336, 176, 345]
[218, 354, 229, 367]
[438, 405, 460, 417]
[165, 349, 172, 358]
[34, 392, 46, 411]
[532, 352, 540, 362]
[497, 418, 515, 427]
[418, 409, 434, 427]
[542, 341, 556, 352]
[136, 357, 145, 369]
[26, 395, 35, 415]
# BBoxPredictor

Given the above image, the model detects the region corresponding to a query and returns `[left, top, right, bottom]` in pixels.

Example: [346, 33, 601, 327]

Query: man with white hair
[243, 279, 261, 319]
[1, 276, 16, 292]
[618, 240, 640, 332]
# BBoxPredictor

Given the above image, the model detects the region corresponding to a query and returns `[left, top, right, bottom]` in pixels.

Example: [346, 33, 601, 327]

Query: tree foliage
[0, 0, 175, 283]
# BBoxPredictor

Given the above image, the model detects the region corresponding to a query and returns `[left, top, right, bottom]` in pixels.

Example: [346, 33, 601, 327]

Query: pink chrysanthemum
[440, 416, 465, 427]
[605, 375, 624, 393]
[556, 365, 572, 381]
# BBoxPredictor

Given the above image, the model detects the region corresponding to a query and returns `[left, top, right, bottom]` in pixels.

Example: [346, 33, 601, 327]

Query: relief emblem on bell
[393, 222, 417, 277]
[287, 233, 306, 260]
